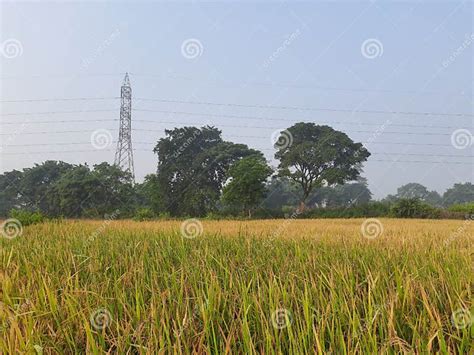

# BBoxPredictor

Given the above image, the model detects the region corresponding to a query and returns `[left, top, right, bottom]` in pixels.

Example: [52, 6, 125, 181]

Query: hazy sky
[1, 0, 472, 199]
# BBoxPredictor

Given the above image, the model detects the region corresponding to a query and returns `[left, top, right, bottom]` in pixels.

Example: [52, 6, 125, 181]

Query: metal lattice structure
[114, 73, 135, 181]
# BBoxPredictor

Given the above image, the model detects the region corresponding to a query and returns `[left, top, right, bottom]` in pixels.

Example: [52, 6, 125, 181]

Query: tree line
[1, 122, 472, 219]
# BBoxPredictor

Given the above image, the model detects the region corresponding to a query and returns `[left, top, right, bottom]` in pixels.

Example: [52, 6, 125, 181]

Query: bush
[448, 202, 474, 214]
[158, 212, 171, 220]
[205, 212, 224, 220]
[390, 198, 441, 219]
[9, 209, 45, 226]
[133, 208, 155, 221]
[299, 202, 391, 219]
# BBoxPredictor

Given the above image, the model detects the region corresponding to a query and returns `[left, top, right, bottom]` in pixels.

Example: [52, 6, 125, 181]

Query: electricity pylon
[114, 73, 135, 181]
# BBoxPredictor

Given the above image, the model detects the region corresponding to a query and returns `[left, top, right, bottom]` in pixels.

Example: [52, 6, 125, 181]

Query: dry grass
[0, 218, 472, 353]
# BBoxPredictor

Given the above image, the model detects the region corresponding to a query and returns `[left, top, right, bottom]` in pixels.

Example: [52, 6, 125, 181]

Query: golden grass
[0, 218, 472, 353]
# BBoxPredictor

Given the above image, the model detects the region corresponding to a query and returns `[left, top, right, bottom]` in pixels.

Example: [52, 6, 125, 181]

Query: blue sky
[1, 0, 472, 198]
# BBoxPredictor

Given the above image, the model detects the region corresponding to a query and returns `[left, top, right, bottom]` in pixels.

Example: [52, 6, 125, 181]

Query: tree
[443, 182, 474, 206]
[154, 126, 263, 216]
[397, 183, 429, 199]
[262, 177, 300, 211]
[275, 123, 370, 210]
[424, 191, 443, 207]
[0, 170, 23, 216]
[50, 163, 134, 217]
[134, 174, 162, 213]
[51, 165, 96, 217]
[390, 198, 440, 219]
[18, 161, 74, 214]
[307, 179, 372, 208]
[90, 162, 134, 215]
[222, 156, 273, 217]
[396, 182, 443, 206]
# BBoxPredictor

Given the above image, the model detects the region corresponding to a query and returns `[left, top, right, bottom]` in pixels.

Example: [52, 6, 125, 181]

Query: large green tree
[134, 174, 162, 213]
[275, 123, 370, 209]
[0, 170, 23, 216]
[309, 178, 372, 208]
[262, 177, 300, 211]
[154, 126, 262, 216]
[396, 183, 442, 206]
[443, 182, 474, 206]
[47, 162, 134, 217]
[17, 161, 73, 214]
[222, 156, 273, 217]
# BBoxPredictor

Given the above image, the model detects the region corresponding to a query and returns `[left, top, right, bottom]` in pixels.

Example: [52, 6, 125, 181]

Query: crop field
[0, 218, 472, 353]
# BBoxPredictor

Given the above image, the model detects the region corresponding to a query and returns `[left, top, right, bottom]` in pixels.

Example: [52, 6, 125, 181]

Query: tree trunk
[297, 201, 306, 213]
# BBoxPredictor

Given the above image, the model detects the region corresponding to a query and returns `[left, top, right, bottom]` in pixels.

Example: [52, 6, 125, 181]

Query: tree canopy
[154, 126, 262, 216]
[2, 123, 471, 219]
[222, 156, 273, 217]
[275, 123, 370, 209]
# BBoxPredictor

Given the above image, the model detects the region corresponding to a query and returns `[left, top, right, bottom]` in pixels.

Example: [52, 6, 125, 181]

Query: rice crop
[0, 218, 472, 353]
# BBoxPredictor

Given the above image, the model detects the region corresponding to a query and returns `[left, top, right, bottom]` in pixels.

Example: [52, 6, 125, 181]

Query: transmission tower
[114, 73, 135, 181]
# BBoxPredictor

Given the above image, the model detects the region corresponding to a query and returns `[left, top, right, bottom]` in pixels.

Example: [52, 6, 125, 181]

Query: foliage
[9, 209, 45, 226]
[443, 183, 474, 206]
[0, 220, 471, 353]
[396, 183, 443, 206]
[308, 178, 372, 208]
[134, 174, 163, 213]
[133, 208, 155, 221]
[390, 198, 441, 219]
[0, 161, 134, 218]
[383, 183, 443, 207]
[448, 202, 474, 215]
[221, 156, 273, 217]
[275, 123, 370, 207]
[50, 163, 134, 218]
[154, 126, 262, 216]
[300, 202, 391, 218]
[261, 177, 300, 211]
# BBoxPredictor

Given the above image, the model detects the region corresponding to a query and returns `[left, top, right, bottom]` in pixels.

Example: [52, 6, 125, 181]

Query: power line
[0, 73, 123, 80]
[1, 149, 470, 165]
[2, 113, 468, 131]
[0, 96, 472, 118]
[0, 72, 468, 98]
[0, 97, 119, 103]
[0, 127, 457, 137]
[2, 140, 472, 158]
[135, 98, 474, 118]
[0, 140, 457, 148]
[2, 119, 118, 125]
[132, 109, 470, 130]
[134, 128, 453, 137]
[0, 109, 117, 117]
[0, 130, 101, 135]
[128, 73, 471, 97]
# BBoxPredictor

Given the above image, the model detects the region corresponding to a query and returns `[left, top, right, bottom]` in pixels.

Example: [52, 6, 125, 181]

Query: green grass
[0, 219, 472, 353]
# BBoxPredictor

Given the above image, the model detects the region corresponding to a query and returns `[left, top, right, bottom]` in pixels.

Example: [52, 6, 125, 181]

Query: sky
[0, 0, 472, 199]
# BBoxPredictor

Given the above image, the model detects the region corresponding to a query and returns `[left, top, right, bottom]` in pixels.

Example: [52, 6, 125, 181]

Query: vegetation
[0, 219, 471, 353]
[153, 126, 262, 217]
[448, 202, 474, 215]
[390, 198, 441, 219]
[275, 123, 370, 209]
[9, 209, 45, 226]
[221, 156, 273, 217]
[0, 124, 472, 220]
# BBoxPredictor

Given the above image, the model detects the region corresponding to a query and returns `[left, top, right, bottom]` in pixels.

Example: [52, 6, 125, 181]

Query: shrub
[133, 208, 155, 221]
[390, 198, 441, 219]
[158, 212, 171, 220]
[9, 209, 45, 226]
[448, 202, 474, 214]
[299, 202, 391, 219]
